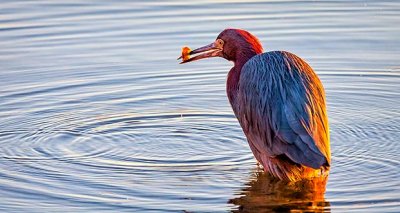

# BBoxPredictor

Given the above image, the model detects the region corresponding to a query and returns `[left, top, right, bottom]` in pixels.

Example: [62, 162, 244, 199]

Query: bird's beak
[178, 40, 223, 64]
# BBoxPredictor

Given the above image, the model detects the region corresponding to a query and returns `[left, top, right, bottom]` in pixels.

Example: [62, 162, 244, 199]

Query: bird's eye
[216, 39, 224, 47]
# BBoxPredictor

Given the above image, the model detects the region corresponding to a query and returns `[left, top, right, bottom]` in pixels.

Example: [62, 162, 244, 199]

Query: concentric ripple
[0, 108, 254, 211]
[325, 72, 400, 212]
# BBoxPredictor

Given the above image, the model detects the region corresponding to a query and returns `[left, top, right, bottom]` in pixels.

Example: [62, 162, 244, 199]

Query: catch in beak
[178, 39, 224, 64]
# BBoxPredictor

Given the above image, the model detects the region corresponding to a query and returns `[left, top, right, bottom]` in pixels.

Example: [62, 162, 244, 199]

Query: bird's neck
[226, 50, 258, 106]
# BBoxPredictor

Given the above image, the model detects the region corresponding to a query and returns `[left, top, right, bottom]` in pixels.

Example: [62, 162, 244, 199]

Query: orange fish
[181, 46, 191, 61]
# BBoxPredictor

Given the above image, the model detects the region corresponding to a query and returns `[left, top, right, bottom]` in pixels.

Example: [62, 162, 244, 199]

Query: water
[0, 0, 399, 212]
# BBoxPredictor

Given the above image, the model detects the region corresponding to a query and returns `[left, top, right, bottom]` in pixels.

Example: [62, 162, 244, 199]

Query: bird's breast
[226, 66, 243, 108]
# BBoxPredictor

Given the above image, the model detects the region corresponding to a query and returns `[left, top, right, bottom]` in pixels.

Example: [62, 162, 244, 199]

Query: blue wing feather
[236, 51, 330, 169]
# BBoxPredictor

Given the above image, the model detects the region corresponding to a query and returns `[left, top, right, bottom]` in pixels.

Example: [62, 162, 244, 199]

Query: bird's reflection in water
[229, 168, 330, 212]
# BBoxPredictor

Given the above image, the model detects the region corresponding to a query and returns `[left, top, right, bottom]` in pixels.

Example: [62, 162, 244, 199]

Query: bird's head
[179, 28, 263, 64]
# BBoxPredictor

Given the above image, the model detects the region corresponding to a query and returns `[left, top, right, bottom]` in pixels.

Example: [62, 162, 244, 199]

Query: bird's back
[234, 51, 330, 180]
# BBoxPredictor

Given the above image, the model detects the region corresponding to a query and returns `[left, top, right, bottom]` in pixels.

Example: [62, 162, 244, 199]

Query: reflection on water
[230, 168, 329, 212]
[0, 0, 399, 212]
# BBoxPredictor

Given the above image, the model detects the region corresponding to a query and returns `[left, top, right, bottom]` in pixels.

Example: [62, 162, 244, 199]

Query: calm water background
[0, 0, 399, 212]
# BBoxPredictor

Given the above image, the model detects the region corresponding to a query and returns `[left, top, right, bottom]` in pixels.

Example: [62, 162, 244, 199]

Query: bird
[179, 28, 330, 181]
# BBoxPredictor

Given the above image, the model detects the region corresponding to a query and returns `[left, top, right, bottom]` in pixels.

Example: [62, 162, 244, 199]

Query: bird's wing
[236, 51, 330, 169]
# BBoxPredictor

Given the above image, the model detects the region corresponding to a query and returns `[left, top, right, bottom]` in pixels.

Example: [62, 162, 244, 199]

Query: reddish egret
[179, 29, 330, 181]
